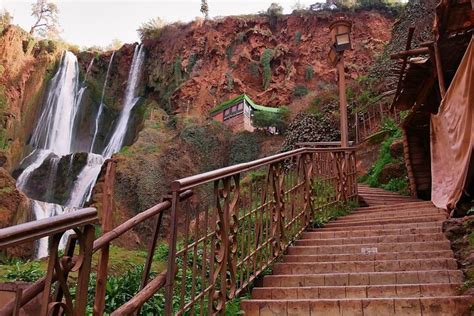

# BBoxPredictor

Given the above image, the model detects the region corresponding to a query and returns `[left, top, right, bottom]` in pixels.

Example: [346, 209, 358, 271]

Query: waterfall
[103, 45, 145, 158]
[66, 153, 104, 207]
[90, 51, 115, 153]
[15, 45, 145, 258]
[30, 52, 81, 156]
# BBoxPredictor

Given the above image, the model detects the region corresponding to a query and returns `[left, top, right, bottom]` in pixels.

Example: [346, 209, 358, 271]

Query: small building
[210, 94, 283, 133]
[391, 0, 473, 213]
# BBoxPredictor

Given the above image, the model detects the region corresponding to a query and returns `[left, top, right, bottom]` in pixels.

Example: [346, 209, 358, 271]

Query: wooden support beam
[390, 47, 430, 59]
[433, 41, 447, 97]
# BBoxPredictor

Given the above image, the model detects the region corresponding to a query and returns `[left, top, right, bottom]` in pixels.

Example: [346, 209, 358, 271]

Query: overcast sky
[1, 0, 321, 47]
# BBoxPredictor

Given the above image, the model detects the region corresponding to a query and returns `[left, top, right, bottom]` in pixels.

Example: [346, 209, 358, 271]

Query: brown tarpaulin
[431, 37, 474, 210]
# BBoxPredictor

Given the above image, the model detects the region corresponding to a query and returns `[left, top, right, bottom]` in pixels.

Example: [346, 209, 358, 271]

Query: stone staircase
[240, 201, 473, 315]
[358, 184, 420, 206]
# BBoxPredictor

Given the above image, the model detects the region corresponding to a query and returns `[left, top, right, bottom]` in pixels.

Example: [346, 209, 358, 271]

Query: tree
[0, 9, 13, 27]
[106, 38, 123, 51]
[29, 0, 60, 38]
[266, 3, 283, 31]
[200, 0, 209, 19]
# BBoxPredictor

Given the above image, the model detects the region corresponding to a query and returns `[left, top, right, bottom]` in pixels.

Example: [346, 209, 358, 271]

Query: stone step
[262, 270, 463, 287]
[300, 227, 442, 239]
[282, 251, 454, 263]
[314, 221, 444, 232]
[272, 258, 458, 274]
[251, 283, 462, 299]
[295, 233, 446, 246]
[323, 215, 446, 228]
[240, 296, 474, 315]
[352, 201, 434, 212]
[287, 241, 451, 255]
[337, 208, 445, 221]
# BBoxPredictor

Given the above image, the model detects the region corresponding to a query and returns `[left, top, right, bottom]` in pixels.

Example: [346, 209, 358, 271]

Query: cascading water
[16, 45, 145, 257]
[103, 45, 145, 158]
[90, 51, 115, 153]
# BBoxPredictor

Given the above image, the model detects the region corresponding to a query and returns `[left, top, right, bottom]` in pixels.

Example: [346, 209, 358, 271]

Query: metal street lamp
[329, 17, 352, 147]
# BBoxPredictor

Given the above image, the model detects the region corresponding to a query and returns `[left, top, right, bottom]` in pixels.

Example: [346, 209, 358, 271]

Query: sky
[1, 0, 321, 48]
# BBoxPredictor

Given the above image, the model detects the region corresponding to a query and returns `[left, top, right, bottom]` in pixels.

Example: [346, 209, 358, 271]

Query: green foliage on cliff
[253, 106, 289, 133]
[0, 9, 12, 33]
[294, 31, 302, 44]
[137, 17, 166, 41]
[229, 132, 260, 165]
[260, 48, 274, 90]
[225, 71, 234, 91]
[361, 118, 408, 195]
[305, 66, 314, 82]
[293, 85, 309, 98]
[174, 55, 183, 84]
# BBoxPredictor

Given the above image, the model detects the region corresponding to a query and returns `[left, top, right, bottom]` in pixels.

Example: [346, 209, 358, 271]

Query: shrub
[304, 66, 314, 82]
[265, 3, 283, 30]
[293, 85, 309, 98]
[186, 53, 198, 73]
[229, 132, 260, 165]
[252, 107, 289, 133]
[0, 9, 12, 32]
[260, 49, 274, 90]
[137, 17, 166, 41]
[173, 55, 182, 84]
[249, 61, 259, 78]
[294, 31, 302, 44]
[226, 71, 234, 91]
[6, 261, 43, 282]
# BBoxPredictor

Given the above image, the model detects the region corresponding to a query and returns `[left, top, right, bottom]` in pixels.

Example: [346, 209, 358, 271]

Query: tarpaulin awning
[430, 36, 474, 210]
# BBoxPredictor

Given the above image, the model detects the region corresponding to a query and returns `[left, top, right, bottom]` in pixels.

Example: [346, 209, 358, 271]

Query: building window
[223, 102, 244, 120]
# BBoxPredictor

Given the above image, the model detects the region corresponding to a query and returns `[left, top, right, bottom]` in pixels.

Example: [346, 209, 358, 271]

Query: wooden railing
[354, 95, 403, 143]
[0, 207, 98, 315]
[0, 147, 357, 315]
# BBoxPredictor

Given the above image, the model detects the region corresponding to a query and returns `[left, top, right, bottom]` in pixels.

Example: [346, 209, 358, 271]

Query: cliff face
[143, 10, 393, 115]
[0, 25, 60, 170]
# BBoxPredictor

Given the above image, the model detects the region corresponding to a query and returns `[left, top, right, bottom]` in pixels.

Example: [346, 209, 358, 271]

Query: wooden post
[433, 42, 447, 97]
[337, 55, 349, 147]
[94, 159, 116, 316]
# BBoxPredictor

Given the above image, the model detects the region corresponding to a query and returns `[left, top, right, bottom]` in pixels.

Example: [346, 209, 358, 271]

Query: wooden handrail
[171, 147, 355, 191]
[0, 207, 97, 249]
[92, 190, 193, 251]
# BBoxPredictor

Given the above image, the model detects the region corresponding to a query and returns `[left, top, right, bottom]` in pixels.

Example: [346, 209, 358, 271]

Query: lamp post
[328, 17, 352, 148]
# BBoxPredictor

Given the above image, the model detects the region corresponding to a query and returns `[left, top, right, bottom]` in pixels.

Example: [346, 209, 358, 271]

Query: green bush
[137, 17, 167, 41]
[294, 31, 302, 44]
[304, 66, 314, 82]
[5, 261, 44, 282]
[293, 85, 309, 98]
[260, 49, 274, 90]
[229, 132, 260, 165]
[265, 3, 283, 30]
[249, 61, 259, 79]
[252, 107, 289, 133]
[186, 53, 198, 73]
[361, 118, 407, 194]
[226, 71, 234, 91]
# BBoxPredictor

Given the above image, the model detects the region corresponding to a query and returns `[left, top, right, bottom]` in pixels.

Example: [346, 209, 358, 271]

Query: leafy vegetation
[294, 31, 302, 44]
[4, 260, 44, 282]
[260, 48, 274, 90]
[30, 0, 60, 38]
[225, 71, 234, 91]
[264, 2, 283, 31]
[360, 118, 409, 195]
[252, 107, 289, 133]
[293, 85, 309, 98]
[229, 132, 260, 165]
[304, 66, 314, 82]
[137, 17, 167, 41]
[0, 9, 12, 33]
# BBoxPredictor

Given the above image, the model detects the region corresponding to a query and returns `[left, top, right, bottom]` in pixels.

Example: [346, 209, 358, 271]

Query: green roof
[210, 94, 282, 115]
